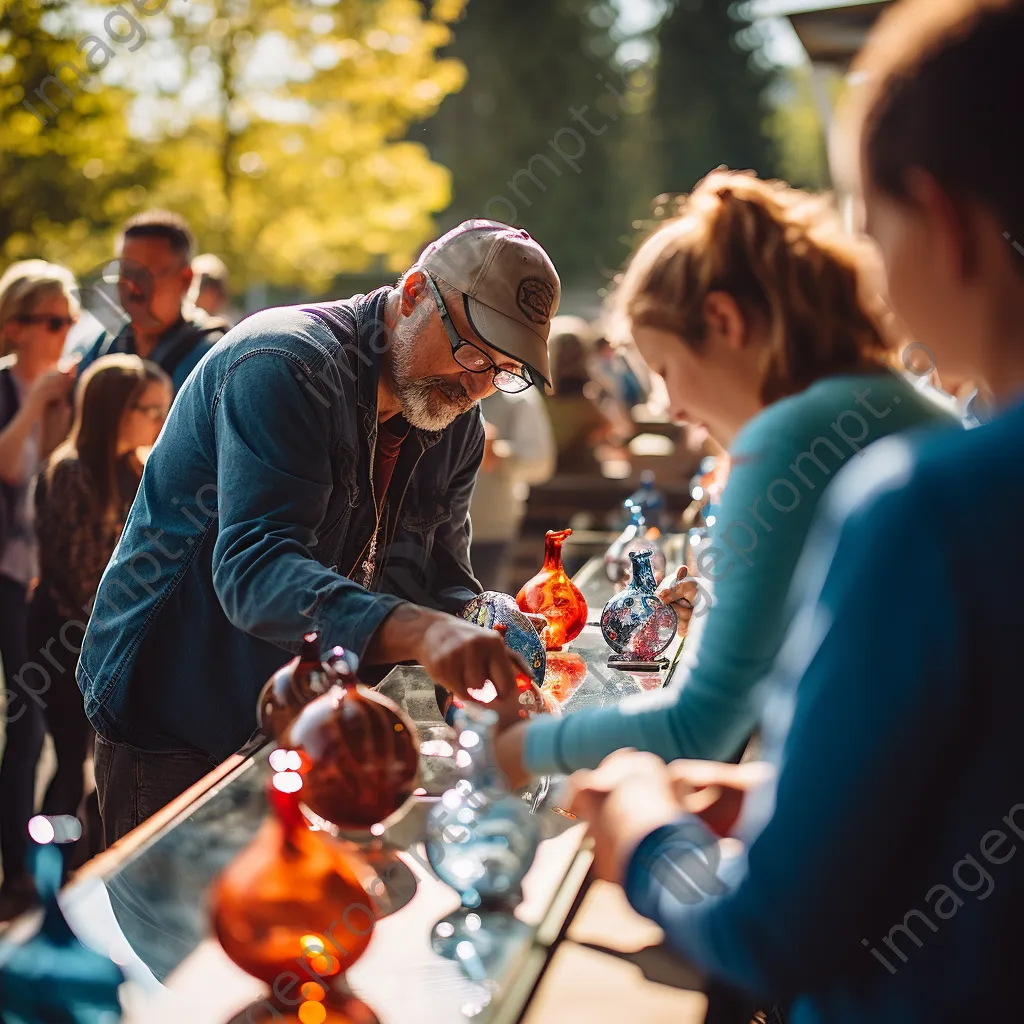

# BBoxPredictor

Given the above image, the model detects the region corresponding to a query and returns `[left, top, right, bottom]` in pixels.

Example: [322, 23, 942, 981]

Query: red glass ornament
[284, 674, 420, 832]
[258, 633, 340, 740]
[542, 651, 588, 704]
[209, 773, 375, 995]
[516, 528, 588, 651]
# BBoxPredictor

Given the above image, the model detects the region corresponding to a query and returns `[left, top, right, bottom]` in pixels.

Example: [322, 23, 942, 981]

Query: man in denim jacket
[77, 220, 560, 844]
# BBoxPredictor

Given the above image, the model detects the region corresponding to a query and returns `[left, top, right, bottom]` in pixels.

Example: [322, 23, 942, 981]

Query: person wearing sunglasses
[0, 259, 79, 919]
[77, 220, 562, 845]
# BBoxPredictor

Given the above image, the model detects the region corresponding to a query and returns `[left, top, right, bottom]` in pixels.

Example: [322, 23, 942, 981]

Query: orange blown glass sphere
[284, 679, 420, 831]
[516, 528, 588, 651]
[210, 773, 374, 988]
[258, 633, 347, 740]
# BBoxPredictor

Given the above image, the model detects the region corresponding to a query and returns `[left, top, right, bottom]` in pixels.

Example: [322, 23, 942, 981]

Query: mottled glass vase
[600, 549, 677, 664]
[460, 591, 547, 683]
[425, 704, 540, 916]
[210, 772, 375, 1012]
[516, 528, 588, 651]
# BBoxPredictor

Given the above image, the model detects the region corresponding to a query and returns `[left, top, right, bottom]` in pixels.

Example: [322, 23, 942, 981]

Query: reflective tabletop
[1, 552, 685, 1024]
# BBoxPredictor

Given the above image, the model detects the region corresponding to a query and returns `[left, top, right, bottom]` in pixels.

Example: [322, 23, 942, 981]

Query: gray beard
[390, 337, 475, 431]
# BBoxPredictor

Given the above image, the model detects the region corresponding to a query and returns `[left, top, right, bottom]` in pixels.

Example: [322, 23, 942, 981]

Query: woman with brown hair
[496, 169, 956, 784]
[0, 260, 78, 918]
[27, 355, 171, 864]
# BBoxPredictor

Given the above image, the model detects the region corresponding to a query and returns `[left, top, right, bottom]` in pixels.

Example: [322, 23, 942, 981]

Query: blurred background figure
[0, 259, 78, 920]
[189, 252, 236, 327]
[544, 316, 620, 476]
[29, 355, 171, 871]
[77, 211, 228, 395]
[470, 388, 555, 594]
[590, 332, 651, 422]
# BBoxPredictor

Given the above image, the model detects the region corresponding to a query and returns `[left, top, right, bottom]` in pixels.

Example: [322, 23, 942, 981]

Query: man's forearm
[363, 601, 448, 665]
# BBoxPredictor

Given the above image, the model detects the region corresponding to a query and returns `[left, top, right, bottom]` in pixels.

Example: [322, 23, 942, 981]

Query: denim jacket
[77, 289, 484, 760]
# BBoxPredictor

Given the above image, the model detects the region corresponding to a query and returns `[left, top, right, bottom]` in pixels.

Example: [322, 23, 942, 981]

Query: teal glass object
[425, 704, 540, 912]
[600, 549, 677, 662]
[0, 831, 123, 1023]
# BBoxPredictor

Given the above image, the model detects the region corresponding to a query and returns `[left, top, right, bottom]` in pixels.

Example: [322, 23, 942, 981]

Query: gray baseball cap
[418, 220, 560, 389]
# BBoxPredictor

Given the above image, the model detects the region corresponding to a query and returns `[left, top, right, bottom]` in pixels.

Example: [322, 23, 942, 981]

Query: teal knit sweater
[524, 371, 956, 774]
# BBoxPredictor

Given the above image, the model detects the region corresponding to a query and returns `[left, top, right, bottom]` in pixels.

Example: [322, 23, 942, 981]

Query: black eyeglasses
[425, 273, 533, 394]
[14, 314, 75, 333]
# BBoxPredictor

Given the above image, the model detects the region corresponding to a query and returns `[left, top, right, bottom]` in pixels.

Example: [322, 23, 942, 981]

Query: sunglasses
[425, 274, 533, 395]
[14, 314, 76, 333]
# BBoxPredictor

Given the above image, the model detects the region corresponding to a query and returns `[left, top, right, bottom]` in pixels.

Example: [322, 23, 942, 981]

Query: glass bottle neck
[543, 532, 566, 571]
[630, 555, 657, 592]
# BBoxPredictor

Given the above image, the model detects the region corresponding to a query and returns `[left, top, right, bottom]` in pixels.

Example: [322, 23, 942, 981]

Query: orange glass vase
[516, 528, 588, 651]
[210, 772, 375, 1013]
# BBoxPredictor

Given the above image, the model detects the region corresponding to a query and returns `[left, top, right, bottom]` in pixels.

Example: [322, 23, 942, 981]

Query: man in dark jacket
[77, 219, 560, 844]
[77, 209, 228, 394]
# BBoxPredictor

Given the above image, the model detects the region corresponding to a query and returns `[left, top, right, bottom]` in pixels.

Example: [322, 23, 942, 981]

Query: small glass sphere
[285, 680, 420, 832]
[258, 633, 340, 740]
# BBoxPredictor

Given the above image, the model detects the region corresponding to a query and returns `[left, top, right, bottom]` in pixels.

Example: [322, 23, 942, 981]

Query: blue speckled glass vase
[600, 549, 677, 665]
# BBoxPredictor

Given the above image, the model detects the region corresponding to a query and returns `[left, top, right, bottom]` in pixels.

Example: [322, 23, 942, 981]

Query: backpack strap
[155, 318, 228, 380]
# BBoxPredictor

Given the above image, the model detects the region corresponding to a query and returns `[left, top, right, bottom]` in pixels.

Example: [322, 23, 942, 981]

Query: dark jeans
[26, 590, 91, 819]
[0, 575, 44, 888]
[94, 734, 220, 848]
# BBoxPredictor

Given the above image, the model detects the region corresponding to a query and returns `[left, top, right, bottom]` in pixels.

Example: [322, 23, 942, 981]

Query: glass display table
[0, 554, 685, 1023]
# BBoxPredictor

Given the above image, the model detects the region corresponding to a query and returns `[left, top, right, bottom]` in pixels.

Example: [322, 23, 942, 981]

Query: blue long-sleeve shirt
[525, 372, 954, 773]
[623, 396, 1024, 1023]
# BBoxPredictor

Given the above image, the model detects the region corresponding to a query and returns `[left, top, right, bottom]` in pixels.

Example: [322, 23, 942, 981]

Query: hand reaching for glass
[656, 564, 699, 638]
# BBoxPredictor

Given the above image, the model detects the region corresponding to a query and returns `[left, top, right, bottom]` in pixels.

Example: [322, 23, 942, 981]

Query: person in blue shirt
[567, 1, 1024, 1021]
[496, 169, 954, 786]
[77, 210, 228, 395]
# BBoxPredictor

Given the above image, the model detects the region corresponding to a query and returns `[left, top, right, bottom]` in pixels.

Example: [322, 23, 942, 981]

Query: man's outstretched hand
[365, 603, 530, 702]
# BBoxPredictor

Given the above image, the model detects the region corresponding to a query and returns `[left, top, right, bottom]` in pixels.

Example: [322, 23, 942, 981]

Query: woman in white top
[0, 260, 78, 920]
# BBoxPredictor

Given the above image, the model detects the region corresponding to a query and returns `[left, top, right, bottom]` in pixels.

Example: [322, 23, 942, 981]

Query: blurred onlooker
[470, 389, 555, 593]
[190, 252, 236, 326]
[0, 259, 79, 919]
[591, 332, 650, 412]
[29, 355, 171, 868]
[77, 211, 228, 395]
[544, 316, 617, 474]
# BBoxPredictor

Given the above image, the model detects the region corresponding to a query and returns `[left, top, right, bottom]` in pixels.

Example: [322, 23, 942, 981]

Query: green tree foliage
[766, 65, 832, 191]
[141, 0, 468, 290]
[650, 0, 776, 197]
[422, 0, 652, 289]
[2, 0, 468, 292]
[0, 0, 159, 270]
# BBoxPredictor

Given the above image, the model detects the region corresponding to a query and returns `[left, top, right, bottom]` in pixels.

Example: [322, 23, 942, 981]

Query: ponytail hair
[614, 169, 897, 404]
